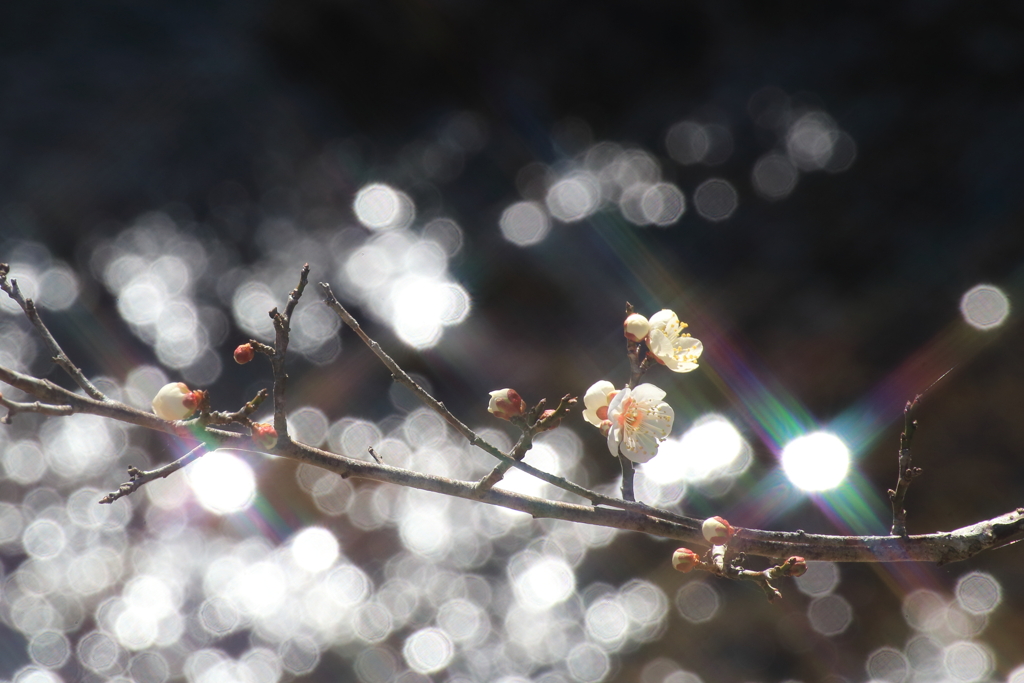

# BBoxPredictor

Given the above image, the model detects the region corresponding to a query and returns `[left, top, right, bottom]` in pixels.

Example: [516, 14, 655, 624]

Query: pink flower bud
[152, 382, 200, 421]
[252, 422, 278, 450]
[623, 313, 650, 343]
[672, 547, 700, 573]
[701, 516, 735, 545]
[234, 343, 255, 364]
[783, 556, 807, 577]
[488, 389, 526, 421]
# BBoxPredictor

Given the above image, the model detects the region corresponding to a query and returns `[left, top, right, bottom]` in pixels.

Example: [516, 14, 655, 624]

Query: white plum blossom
[606, 383, 674, 463]
[647, 309, 703, 373]
[582, 380, 618, 427]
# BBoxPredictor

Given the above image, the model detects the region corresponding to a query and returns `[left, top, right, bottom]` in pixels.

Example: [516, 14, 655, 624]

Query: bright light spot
[640, 183, 686, 225]
[22, 519, 66, 560]
[233, 281, 277, 340]
[807, 594, 853, 636]
[794, 561, 840, 596]
[354, 183, 414, 230]
[960, 284, 1009, 329]
[437, 598, 488, 645]
[389, 276, 446, 348]
[28, 631, 70, 668]
[288, 407, 329, 448]
[77, 631, 122, 673]
[866, 647, 909, 683]
[422, 218, 464, 256]
[903, 590, 947, 632]
[585, 598, 629, 645]
[402, 628, 453, 674]
[511, 555, 575, 611]
[38, 265, 79, 310]
[566, 642, 610, 683]
[666, 121, 710, 165]
[500, 201, 551, 246]
[675, 582, 719, 623]
[693, 179, 738, 222]
[290, 527, 339, 573]
[943, 641, 992, 682]
[187, 452, 255, 514]
[955, 571, 1002, 615]
[546, 174, 601, 222]
[787, 112, 838, 171]
[752, 153, 799, 199]
[906, 634, 943, 674]
[1008, 664, 1024, 683]
[781, 432, 850, 491]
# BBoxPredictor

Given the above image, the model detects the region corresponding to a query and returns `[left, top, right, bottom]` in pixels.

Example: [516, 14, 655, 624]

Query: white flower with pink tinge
[606, 383, 674, 463]
[647, 309, 702, 373]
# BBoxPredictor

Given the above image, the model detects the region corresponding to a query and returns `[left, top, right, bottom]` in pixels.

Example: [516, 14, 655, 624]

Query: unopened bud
[252, 422, 278, 450]
[783, 556, 807, 577]
[536, 409, 561, 432]
[152, 382, 199, 421]
[672, 547, 700, 573]
[623, 313, 650, 343]
[702, 516, 735, 545]
[234, 343, 255, 364]
[488, 389, 526, 421]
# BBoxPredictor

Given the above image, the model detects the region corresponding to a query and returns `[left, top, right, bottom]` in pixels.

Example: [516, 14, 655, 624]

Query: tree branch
[99, 444, 208, 504]
[0, 262, 106, 401]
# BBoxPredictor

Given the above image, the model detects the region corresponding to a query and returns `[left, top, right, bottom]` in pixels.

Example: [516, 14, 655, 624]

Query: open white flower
[606, 383, 674, 463]
[647, 309, 703, 373]
[582, 380, 618, 427]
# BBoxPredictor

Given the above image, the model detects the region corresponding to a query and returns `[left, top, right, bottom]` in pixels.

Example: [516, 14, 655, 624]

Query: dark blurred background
[2, 1, 1024, 682]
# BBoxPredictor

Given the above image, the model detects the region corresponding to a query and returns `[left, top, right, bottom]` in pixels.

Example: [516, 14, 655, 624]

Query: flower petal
[622, 429, 660, 463]
[631, 383, 667, 403]
[648, 309, 678, 331]
[583, 380, 617, 410]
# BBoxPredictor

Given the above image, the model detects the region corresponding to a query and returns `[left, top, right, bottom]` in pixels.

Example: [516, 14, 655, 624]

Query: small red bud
[252, 422, 278, 450]
[234, 343, 255, 364]
[672, 547, 700, 573]
[783, 556, 808, 577]
[702, 516, 736, 545]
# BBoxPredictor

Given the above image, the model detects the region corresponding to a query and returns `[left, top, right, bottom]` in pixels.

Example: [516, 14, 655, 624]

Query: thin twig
[888, 369, 952, 536]
[477, 395, 577, 491]
[268, 264, 310, 439]
[0, 263, 106, 401]
[0, 393, 74, 423]
[99, 444, 208, 504]
[367, 446, 383, 464]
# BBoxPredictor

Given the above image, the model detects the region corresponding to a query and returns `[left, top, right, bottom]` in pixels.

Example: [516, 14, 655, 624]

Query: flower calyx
[152, 382, 207, 421]
[702, 516, 736, 546]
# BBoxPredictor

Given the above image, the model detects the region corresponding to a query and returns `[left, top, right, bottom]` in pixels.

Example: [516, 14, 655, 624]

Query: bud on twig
[234, 343, 255, 364]
[488, 389, 526, 421]
[252, 422, 278, 450]
[623, 313, 650, 343]
[782, 556, 807, 577]
[672, 547, 700, 573]
[702, 516, 735, 545]
[152, 382, 202, 421]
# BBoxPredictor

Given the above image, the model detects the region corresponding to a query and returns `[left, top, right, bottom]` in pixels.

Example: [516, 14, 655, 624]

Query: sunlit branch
[99, 444, 208, 504]
[0, 262, 107, 401]
[0, 393, 74, 423]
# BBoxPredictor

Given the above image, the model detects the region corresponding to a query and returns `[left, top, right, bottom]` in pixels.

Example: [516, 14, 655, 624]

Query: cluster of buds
[151, 383, 206, 421]
[624, 309, 703, 373]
